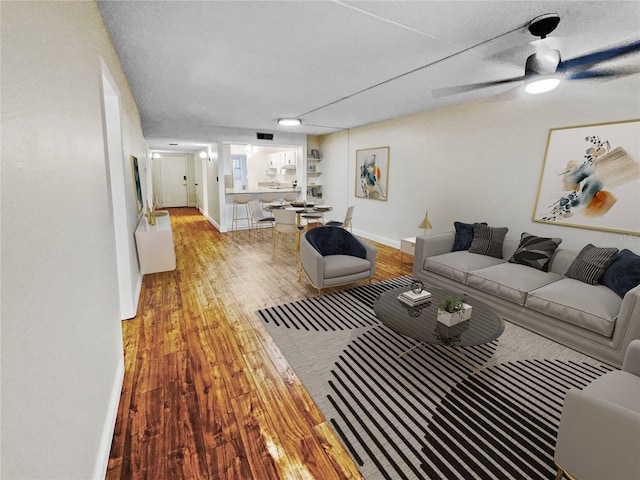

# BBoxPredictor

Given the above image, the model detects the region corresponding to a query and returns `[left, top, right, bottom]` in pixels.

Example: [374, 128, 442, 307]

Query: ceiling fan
[433, 13, 640, 97]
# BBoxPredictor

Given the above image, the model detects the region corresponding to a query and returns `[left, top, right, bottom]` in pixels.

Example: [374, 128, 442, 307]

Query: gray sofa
[412, 232, 640, 367]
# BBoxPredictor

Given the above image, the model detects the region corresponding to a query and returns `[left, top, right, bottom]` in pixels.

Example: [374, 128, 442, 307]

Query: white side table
[400, 236, 416, 265]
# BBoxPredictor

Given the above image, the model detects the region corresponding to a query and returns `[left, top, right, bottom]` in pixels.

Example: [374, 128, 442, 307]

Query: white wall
[186, 153, 197, 206]
[1, 2, 147, 478]
[319, 75, 640, 254]
[194, 129, 307, 230]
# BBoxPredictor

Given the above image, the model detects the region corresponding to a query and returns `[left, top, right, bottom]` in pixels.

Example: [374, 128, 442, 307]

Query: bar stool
[259, 192, 277, 214]
[232, 194, 251, 231]
[282, 192, 298, 203]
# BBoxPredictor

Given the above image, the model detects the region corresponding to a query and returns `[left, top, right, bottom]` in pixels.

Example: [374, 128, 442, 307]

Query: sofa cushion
[525, 278, 622, 337]
[565, 244, 619, 285]
[468, 223, 509, 259]
[547, 248, 579, 275]
[424, 251, 505, 284]
[452, 221, 487, 252]
[508, 232, 562, 272]
[468, 263, 563, 306]
[323, 255, 371, 279]
[601, 249, 640, 298]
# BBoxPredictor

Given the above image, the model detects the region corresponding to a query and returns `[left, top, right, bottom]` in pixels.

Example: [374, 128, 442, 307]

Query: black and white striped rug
[257, 277, 612, 480]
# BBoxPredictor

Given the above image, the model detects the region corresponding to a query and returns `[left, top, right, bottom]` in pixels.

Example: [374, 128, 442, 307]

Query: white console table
[135, 212, 176, 274]
[400, 236, 416, 265]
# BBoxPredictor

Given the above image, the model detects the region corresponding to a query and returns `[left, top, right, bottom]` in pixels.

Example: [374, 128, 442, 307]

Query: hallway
[107, 208, 409, 479]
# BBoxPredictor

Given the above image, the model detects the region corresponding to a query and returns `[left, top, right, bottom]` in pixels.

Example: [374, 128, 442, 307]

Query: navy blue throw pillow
[306, 227, 366, 259]
[601, 249, 640, 298]
[452, 221, 487, 252]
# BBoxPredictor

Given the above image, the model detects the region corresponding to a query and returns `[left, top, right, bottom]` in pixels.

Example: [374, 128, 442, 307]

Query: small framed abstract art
[532, 119, 640, 235]
[130, 155, 143, 213]
[356, 146, 389, 201]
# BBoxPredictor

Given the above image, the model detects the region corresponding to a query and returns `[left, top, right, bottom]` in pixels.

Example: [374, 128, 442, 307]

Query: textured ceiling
[98, 1, 640, 151]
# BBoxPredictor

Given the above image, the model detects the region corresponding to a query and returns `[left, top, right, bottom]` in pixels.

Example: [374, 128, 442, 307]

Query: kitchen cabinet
[266, 150, 297, 174]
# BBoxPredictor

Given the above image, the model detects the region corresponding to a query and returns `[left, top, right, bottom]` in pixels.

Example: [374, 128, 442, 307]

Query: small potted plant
[437, 295, 472, 326]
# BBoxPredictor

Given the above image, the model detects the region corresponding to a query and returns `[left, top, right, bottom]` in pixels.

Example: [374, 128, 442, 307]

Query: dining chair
[304, 204, 332, 226]
[248, 200, 275, 240]
[301, 207, 324, 228]
[325, 205, 354, 232]
[272, 208, 304, 255]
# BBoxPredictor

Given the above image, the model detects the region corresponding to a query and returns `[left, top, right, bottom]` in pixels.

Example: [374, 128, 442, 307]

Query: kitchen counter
[225, 187, 301, 194]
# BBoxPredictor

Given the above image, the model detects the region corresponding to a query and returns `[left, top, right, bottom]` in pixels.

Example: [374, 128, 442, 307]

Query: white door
[160, 155, 188, 207]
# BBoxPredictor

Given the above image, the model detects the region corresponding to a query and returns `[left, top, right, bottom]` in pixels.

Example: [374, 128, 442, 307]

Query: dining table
[285, 204, 333, 226]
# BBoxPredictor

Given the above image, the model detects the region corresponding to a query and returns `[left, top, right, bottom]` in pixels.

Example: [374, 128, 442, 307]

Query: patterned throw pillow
[468, 223, 509, 259]
[565, 244, 619, 285]
[508, 232, 562, 272]
[600, 249, 640, 297]
[452, 221, 487, 252]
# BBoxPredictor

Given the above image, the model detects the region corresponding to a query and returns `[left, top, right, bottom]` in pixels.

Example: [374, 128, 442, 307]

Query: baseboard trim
[92, 358, 124, 480]
[134, 271, 142, 312]
[205, 214, 224, 232]
[353, 228, 399, 249]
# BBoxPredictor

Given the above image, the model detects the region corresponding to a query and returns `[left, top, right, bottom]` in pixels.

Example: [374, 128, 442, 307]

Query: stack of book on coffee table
[398, 289, 432, 307]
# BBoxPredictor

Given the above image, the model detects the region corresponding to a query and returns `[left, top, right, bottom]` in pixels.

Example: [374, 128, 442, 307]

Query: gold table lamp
[418, 210, 433, 235]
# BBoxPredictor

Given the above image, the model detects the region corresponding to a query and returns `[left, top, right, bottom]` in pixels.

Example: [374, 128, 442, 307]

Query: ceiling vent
[256, 132, 274, 141]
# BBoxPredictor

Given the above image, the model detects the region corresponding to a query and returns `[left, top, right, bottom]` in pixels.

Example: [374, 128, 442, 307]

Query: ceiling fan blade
[432, 75, 525, 97]
[482, 85, 522, 103]
[558, 39, 640, 72]
[567, 65, 640, 80]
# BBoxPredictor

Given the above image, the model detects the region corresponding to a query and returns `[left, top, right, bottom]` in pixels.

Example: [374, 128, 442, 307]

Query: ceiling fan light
[277, 118, 302, 126]
[525, 77, 560, 94]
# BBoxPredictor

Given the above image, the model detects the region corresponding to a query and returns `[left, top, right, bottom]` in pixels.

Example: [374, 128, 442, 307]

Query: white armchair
[554, 339, 640, 480]
[299, 226, 376, 294]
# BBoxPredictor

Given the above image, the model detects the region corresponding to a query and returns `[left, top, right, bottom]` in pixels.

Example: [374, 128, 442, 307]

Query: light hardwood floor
[107, 207, 411, 479]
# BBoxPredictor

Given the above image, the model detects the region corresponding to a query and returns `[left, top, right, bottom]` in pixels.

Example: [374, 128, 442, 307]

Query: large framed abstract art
[356, 146, 389, 201]
[532, 119, 640, 235]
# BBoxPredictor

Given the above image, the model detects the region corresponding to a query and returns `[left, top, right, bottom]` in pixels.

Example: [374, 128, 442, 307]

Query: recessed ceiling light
[277, 118, 302, 126]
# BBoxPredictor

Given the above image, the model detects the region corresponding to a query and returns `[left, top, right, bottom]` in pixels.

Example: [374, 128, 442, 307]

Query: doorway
[101, 70, 137, 319]
[231, 154, 248, 190]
